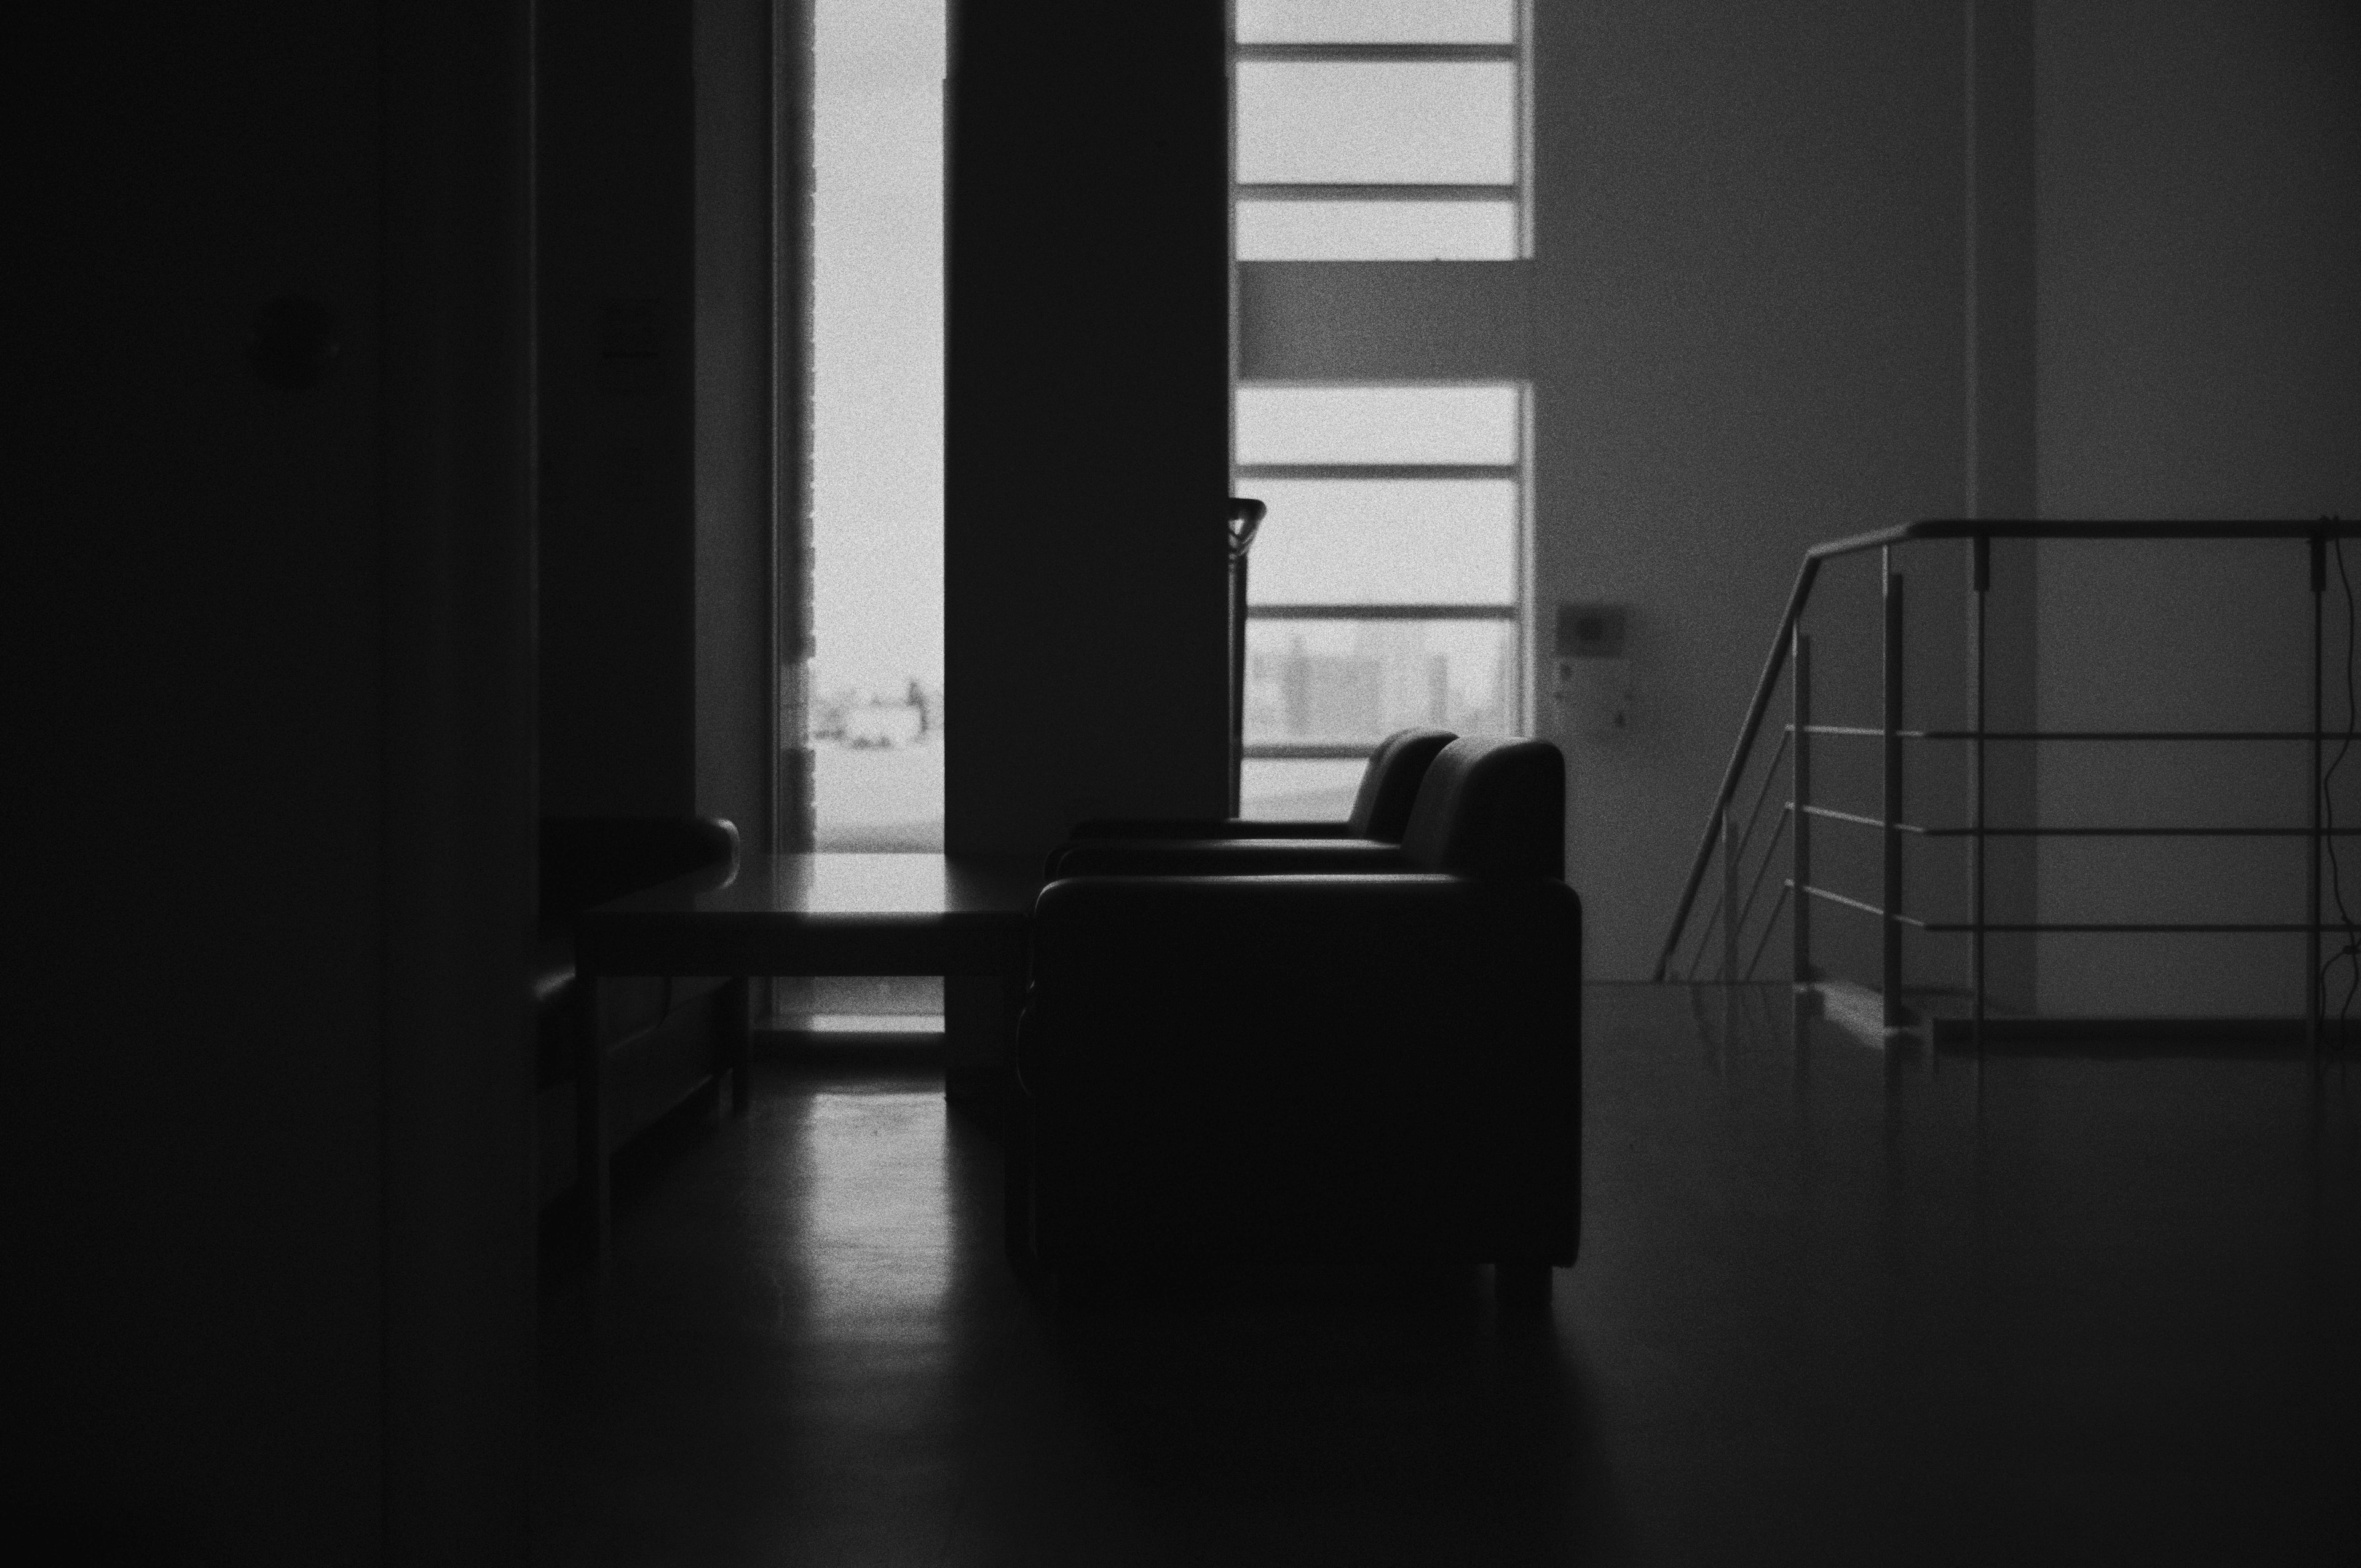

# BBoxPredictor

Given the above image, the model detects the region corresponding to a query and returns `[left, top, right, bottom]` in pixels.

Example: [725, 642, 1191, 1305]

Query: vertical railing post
[1722, 806, 1739, 982]
[1971, 535, 1989, 1053]
[1791, 629, 1813, 995]
[1883, 554, 1905, 1031]
[2310, 533, 2326, 1058]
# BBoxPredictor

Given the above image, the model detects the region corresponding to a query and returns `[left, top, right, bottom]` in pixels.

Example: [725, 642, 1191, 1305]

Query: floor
[536, 986, 2357, 1566]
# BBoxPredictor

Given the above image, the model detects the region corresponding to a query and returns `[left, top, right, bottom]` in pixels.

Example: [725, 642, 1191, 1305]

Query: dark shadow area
[1010, 1265, 1609, 1567]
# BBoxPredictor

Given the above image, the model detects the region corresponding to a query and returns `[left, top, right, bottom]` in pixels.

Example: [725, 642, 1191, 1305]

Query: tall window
[1234, 0, 1527, 261]
[808, 0, 945, 851]
[1237, 383, 1527, 817]
[1233, 1, 1532, 819]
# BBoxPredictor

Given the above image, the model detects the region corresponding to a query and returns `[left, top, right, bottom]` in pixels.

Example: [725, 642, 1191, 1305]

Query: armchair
[1012, 737, 1579, 1298]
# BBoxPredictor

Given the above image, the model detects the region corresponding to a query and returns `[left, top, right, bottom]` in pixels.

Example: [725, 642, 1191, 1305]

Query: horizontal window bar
[1236, 464, 1519, 481]
[1244, 743, 1379, 761]
[1235, 184, 1517, 202]
[1249, 603, 1517, 620]
[1233, 44, 1517, 63]
[1240, 378, 1525, 390]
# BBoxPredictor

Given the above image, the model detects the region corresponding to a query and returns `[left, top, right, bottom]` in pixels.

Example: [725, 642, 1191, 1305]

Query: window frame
[1230, 5, 1532, 261]
[1236, 378, 1532, 762]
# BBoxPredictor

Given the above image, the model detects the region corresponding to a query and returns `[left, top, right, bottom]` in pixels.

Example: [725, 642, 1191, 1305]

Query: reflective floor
[536, 985, 2357, 1566]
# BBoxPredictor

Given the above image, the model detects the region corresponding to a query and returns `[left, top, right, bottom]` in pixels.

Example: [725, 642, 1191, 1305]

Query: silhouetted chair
[534, 816, 745, 1208]
[1046, 725, 1454, 879]
[1012, 737, 1579, 1301]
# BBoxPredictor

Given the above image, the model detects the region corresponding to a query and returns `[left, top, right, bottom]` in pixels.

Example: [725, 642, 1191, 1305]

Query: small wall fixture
[1553, 602, 1633, 737]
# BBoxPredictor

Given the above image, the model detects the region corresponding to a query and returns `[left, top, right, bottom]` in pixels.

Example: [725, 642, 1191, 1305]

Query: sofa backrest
[1398, 737, 1564, 879]
[1344, 726, 1457, 841]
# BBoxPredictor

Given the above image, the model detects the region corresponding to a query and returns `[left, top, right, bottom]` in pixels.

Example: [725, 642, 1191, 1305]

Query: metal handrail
[1652, 518, 2361, 986]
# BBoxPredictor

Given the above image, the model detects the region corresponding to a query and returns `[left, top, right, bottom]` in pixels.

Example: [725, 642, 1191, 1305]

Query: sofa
[1011, 738, 1581, 1298]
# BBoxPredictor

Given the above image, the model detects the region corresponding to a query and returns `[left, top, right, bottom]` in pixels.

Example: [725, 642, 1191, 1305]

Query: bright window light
[1236, 198, 1517, 261]
[1236, 384, 1520, 466]
[1238, 757, 1367, 820]
[1236, 0, 1516, 45]
[1243, 618, 1519, 745]
[1246, 478, 1517, 604]
[1235, 61, 1516, 186]
[809, 0, 945, 852]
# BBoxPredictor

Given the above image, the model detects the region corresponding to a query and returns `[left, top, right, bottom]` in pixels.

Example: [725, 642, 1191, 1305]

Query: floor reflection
[537, 992, 2357, 1566]
[789, 1090, 952, 1339]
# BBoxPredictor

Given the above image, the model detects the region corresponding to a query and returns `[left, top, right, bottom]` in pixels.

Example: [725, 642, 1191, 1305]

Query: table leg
[722, 974, 752, 1113]
[1000, 956, 1037, 1269]
[576, 969, 611, 1264]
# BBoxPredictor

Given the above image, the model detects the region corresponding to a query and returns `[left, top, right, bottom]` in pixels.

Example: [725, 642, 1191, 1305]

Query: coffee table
[574, 852, 1043, 1250]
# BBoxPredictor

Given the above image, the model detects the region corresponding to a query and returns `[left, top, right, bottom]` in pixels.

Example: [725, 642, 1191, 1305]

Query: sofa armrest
[1018, 873, 1581, 1265]
[1021, 873, 1579, 1080]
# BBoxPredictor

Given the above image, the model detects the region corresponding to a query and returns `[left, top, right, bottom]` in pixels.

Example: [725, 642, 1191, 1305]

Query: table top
[576, 853, 1046, 977]
[589, 852, 1044, 923]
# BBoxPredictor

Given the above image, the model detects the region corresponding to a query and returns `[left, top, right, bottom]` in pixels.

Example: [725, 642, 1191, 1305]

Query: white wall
[2033, 0, 2361, 1016]
[1240, 3, 1972, 980]
[1532, 1, 1969, 980]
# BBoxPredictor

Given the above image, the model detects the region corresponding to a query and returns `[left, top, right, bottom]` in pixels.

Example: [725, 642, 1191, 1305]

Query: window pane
[1246, 478, 1515, 604]
[1236, 197, 1516, 261]
[1236, 61, 1514, 186]
[1238, 0, 1516, 45]
[1245, 617, 1518, 745]
[1238, 758, 1365, 822]
[1236, 384, 1519, 465]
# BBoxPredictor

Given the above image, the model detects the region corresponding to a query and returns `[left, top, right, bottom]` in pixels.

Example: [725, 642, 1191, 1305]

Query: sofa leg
[1496, 1261, 1552, 1314]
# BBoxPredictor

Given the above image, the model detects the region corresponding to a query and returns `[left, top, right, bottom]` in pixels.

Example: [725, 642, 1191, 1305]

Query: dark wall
[540, 0, 699, 817]
[694, 0, 785, 850]
[18, 0, 537, 1558]
[943, 0, 1233, 857]
[540, 0, 782, 840]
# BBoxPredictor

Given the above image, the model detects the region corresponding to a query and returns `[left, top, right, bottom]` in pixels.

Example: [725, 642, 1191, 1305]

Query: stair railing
[1654, 519, 2359, 1054]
